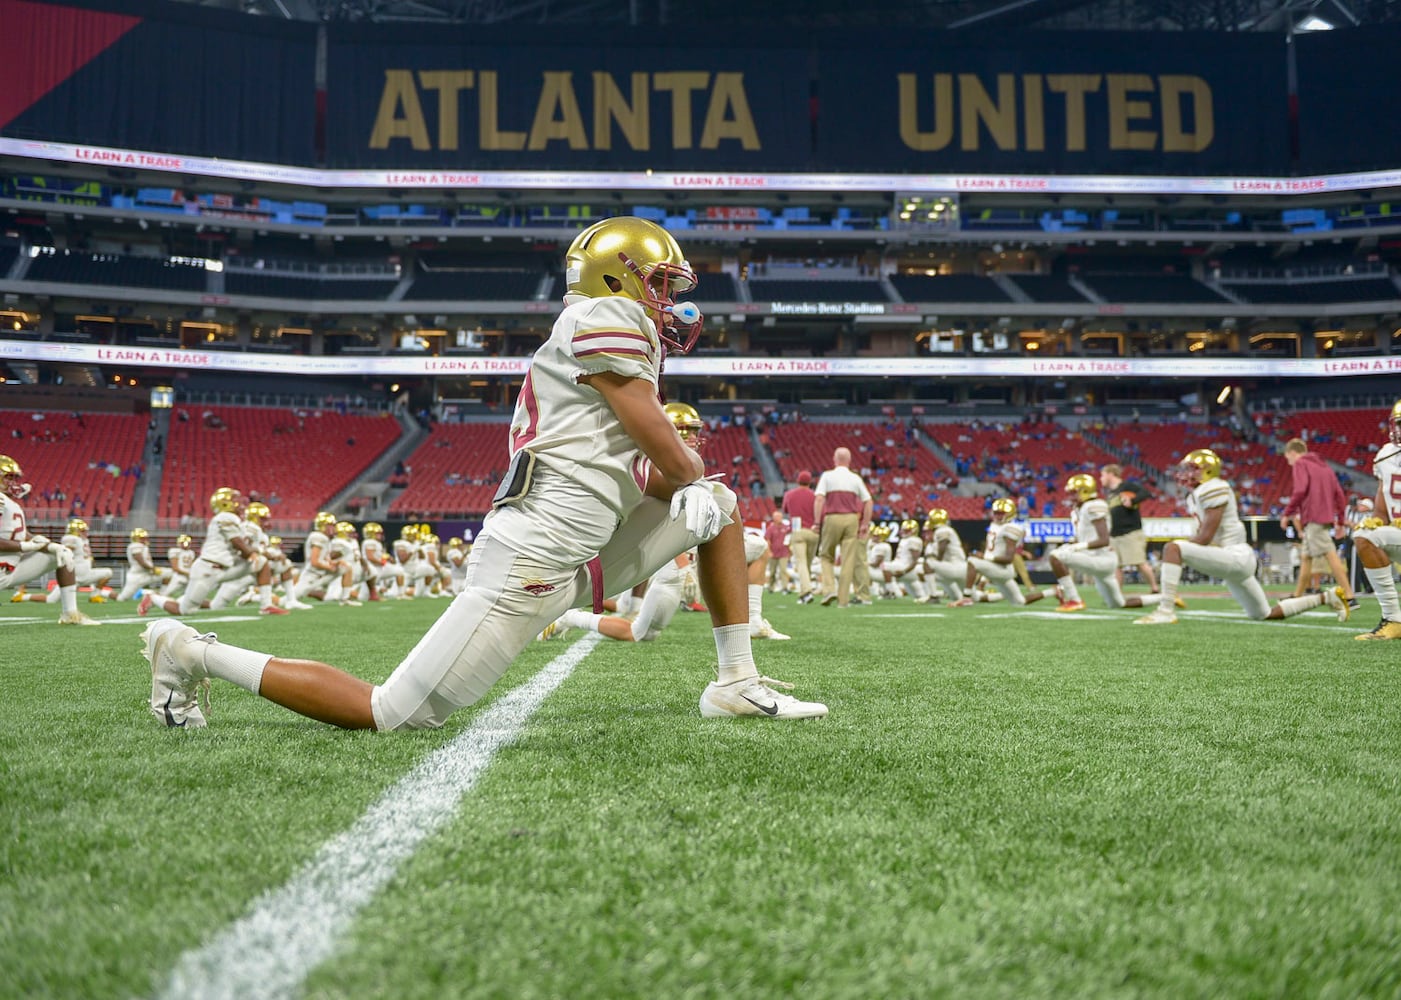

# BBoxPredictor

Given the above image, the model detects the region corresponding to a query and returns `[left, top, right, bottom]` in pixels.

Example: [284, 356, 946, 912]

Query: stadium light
[1295, 15, 1333, 30]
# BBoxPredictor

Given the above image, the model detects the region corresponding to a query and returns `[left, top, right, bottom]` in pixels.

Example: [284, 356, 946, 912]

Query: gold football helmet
[245, 501, 271, 524]
[1359, 516, 1387, 531]
[268, 535, 282, 548]
[0, 455, 26, 501]
[67, 518, 89, 536]
[1175, 448, 1223, 488]
[870, 524, 892, 542]
[210, 487, 242, 514]
[564, 217, 702, 353]
[925, 508, 949, 529]
[991, 497, 1017, 522]
[130, 527, 149, 541]
[1390, 400, 1401, 445]
[335, 521, 357, 539]
[447, 537, 465, 549]
[314, 511, 337, 534]
[1065, 473, 1098, 502]
[900, 518, 921, 537]
[664, 402, 705, 450]
[176, 534, 193, 548]
[400, 524, 419, 542]
[363, 522, 384, 541]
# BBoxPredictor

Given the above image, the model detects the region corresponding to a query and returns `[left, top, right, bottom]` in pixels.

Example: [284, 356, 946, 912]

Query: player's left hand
[670, 480, 727, 543]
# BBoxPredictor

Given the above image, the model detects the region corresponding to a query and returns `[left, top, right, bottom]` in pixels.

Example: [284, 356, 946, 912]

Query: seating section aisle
[0, 410, 148, 524]
[159, 406, 401, 529]
[766, 421, 952, 522]
[388, 423, 511, 518]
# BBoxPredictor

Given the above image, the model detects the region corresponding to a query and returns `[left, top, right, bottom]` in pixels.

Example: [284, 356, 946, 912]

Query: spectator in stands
[782, 471, 820, 604]
[814, 447, 873, 608]
[138, 216, 825, 730]
[1099, 463, 1159, 592]
[1280, 438, 1355, 607]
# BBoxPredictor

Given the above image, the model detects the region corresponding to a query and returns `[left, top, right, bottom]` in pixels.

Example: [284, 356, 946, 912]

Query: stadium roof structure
[173, 0, 1398, 32]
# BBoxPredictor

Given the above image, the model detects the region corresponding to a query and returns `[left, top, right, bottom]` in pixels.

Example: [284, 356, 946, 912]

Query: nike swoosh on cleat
[162, 690, 186, 728]
[740, 694, 779, 716]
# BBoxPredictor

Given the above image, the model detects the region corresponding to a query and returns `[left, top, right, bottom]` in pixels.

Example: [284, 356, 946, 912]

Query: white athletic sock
[1276, 593, 1323, 617]
[714, 623, 756, 685]
[748, 584, 763, 626]
[562, 608, 601, 633]
[204, 641, 272, 695]
[59, 584, 77, 615]
[258, 584, 273, 607]
[1057, 574, 1080, 603]
[910, 579, 928, 600]
[1365, 566, 1401, 621]
[1159, 562, 1183, 606]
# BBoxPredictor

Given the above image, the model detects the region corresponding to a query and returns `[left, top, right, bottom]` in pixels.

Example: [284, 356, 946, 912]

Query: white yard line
[157, 632, 603, 1000]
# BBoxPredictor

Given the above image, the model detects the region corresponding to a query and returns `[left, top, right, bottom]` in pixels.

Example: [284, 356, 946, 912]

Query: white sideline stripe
[156, 632, 604, 1000]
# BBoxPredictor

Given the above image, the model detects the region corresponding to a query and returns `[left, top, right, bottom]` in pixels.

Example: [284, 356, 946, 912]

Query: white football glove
[19, 538, 47, 553]
[52, 544, 74, 569]
[670, 480, 727, 544]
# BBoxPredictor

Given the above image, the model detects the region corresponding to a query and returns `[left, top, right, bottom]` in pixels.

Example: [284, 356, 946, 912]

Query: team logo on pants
[520, 578, 556, 596]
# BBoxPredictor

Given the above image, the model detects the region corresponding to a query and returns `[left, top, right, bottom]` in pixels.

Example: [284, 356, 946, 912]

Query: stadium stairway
[321, 407, 429, 519]
[749, 424, 787, 489]
[125, 408, 168, 525]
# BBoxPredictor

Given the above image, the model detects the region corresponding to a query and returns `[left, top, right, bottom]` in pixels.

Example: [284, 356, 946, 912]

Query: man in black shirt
[1100, 463, 1158, 592]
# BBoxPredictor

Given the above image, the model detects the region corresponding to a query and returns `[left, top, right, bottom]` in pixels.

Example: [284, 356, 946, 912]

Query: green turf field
[2, 590, 1399, 999]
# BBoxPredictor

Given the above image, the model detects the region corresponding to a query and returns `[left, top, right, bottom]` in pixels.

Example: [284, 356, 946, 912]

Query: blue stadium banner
[324, 24, 812, 170]
[0, 0, 316, 165]
[1295, 25, 1401, 176]
[816, 30, 1289, 175]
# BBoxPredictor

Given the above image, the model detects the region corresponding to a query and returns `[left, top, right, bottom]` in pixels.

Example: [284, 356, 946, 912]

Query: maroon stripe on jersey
[573, 330, 650, 344]
[576, 347, 652, 359]
[631, 454, 651, 491]
[511, 370, 539, 451]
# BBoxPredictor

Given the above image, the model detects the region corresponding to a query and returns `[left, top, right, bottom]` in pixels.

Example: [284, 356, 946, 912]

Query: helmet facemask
[620, 253, 703, 355]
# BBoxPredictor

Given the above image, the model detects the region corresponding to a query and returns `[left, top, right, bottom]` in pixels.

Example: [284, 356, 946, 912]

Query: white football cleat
[142, 620, 213, 729]
[749, 618, 792, 640]
[1133, 609, 1178, 625]
[58, 610, 101, 625]
[537, 618, 571, 642]
[700, 675, 826, 719]
[284, 598, 314, 610]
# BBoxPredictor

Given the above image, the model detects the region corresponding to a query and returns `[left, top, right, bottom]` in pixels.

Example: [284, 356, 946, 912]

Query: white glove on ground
[670, 481, 727, 543]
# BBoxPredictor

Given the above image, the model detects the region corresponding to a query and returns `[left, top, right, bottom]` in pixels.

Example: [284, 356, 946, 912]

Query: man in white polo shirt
[814, 446, 872, 608]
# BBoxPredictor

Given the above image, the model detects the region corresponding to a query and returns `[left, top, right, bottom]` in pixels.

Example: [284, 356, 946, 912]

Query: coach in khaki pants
[782, 470, 821, 602]
[814, 447, 873, 608]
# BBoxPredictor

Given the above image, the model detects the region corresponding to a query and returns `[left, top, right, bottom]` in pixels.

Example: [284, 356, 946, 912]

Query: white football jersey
[1373, 443, 1401, 523]
[1075, 498, 1110, 545]
[242, 521, 268, 552]
[868, 541, 893, 567]
[989, 520, 1026, 559]
[201, 511, 245, 566]
[507, 294, 661, 521]
[929, 525, 965, 562]
[328, 536, 359, 566]
[1189, 477, 1246, 548]
[363, 538, 387, 566]
[62, 532, 93, 571]
[168, 546, 195, 575]
[894, 536, 923, 565]
[126, 541, 152, 570]
[303, 530, 332, 569]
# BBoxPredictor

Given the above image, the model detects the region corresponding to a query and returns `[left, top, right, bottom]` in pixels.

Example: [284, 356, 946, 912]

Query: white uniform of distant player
[210, 519, 269, 608]
[1356, 442, 1401, 562]
[882, 531, 929, 600]
[0, 496, 74, 593]
[163, 508, 247, 615]
[1174, 476, 1272, 617]
[327, 531, 364, 601]
[44, 527, 111, 603]
[967, 519, 1031, 604]
[160, 540, 196, 598]
[295, 527, 338, 600]
[117, 535, 162, 601]
[924, 523, 967, 602]
[444, 542, 470, 595]
[867, 534, 892, 577]
[1050, 497, 1130, 606]
[363, 534, 402, 595]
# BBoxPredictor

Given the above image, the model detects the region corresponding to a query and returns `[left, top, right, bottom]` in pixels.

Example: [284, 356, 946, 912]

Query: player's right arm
[583, 371, 703, 493]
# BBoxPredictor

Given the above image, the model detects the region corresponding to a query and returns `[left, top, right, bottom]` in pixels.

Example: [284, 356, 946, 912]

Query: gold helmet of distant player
[870, 524, 892, 542]
[335, 521, 357, 539]
[991, 497, 1017, 523]
[447, 537, 465, 549]
[268, 535, 282, 548]
[177, 534, 192, 548]
[1389, 399, 1401, 446]
[1175, 448, 1223, 489]
[925, 508, 949, 529]
[363, 522, 384, 541]
[564, 217, 702, 353]
[664, 402, 705, 450]
[314, 511, 337, 534]
[210, 486, 242, 514]
[67, 517, 88, 536]
[900, 518, 921, 538]
[130, 527, 149, 541]
[245, 501, 271, 524]
[0, 455, 28, 501]
[400, 524, 419, 542]
[1065, 473, 1098, 503]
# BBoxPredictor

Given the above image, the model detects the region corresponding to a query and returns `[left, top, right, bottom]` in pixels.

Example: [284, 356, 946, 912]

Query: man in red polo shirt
[781, 470, 820, 603]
